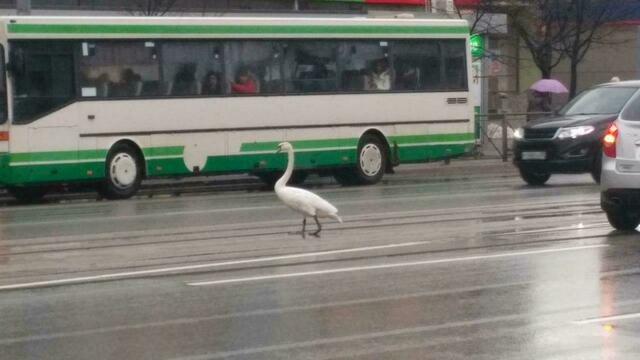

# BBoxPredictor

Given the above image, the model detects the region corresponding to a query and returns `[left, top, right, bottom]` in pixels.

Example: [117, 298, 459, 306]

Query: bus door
[10, 41, 78, 182]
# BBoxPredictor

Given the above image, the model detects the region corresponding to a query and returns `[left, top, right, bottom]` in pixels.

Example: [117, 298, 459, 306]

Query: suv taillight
[603, 122, 618, 158]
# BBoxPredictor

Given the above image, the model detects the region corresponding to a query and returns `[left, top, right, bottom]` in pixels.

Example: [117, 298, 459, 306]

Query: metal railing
[476, 112, 552, 162]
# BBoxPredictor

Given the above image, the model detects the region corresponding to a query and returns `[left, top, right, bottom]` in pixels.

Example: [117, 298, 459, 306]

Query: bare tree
[454, 0, 502, 34]
[509, 0, 571, 79]
[127, 0, 179, 16]
[561, 0, 630, 97]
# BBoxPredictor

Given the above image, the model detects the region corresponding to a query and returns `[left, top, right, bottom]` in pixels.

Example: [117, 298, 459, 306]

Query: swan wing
[277, 186, 338, 217]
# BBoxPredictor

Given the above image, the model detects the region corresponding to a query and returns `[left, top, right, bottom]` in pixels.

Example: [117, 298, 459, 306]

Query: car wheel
[606, 211, 640, 231]
[334, 134, 387, 186]
[7, 186, 47, 204]
[519, 168, 551, 186]
[99, 143, 143, 200]
[591, 150, 602, 184]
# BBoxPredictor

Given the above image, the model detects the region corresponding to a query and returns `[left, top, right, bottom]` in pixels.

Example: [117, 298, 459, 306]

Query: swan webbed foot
[310, 231, 321, 238]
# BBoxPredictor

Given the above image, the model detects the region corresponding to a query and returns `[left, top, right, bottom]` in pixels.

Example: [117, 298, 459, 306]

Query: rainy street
[1, 159, 640, 359]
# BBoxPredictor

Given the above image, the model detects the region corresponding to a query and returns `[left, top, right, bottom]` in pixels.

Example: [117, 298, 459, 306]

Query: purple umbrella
[530, 79, 568, 93]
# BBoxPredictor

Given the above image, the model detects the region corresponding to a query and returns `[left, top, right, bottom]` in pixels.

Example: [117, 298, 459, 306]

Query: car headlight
[556, 125, 595, 139]
[514, 128, 524, 140]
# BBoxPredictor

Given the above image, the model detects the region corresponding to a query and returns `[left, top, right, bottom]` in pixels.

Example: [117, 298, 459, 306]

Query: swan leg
[311, 215, 322, 237]
[287, 218, 306, 238]
[301, 217, 306, 239]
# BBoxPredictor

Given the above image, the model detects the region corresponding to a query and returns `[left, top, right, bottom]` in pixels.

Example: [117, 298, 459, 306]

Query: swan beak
[275, 147, 281, 153]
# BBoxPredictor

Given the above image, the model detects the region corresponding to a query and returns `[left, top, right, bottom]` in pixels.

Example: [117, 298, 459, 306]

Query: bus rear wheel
[334, 134, 387, 186]
[7, 186, 47, 204]
[99, 143, 143, 200]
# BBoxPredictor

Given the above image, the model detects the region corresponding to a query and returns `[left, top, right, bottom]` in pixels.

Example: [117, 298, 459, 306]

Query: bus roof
[0, 16, 470, 40]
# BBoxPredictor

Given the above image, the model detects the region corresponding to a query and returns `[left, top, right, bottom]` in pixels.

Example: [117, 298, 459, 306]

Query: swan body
[275, 142, 342, 237]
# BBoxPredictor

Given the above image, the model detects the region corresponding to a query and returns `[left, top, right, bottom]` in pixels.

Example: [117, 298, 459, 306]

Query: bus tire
[334, 134, 387, 186]
[7, 186, 47, 204]
[100, 143, 143, 200]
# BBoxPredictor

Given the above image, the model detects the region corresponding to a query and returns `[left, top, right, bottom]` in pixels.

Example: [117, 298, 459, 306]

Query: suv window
[621, 91, 640, 121]
[560, 87, 638, 116]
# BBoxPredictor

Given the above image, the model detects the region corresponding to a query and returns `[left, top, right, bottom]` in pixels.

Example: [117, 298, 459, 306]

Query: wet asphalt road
[1, 160, 640, 359]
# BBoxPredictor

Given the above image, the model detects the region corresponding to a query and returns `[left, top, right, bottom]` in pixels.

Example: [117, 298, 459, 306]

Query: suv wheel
[519, 168, 551, 186]
[591, 150, 602, 184]
[606, 211, 640, 231]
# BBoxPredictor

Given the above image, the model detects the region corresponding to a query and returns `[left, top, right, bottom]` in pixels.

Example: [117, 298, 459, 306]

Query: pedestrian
[527, 90, 551, 121]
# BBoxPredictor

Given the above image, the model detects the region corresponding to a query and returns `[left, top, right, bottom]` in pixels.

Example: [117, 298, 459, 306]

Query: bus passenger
[172, 63, 198, 96]
[365, 58, 391, 91]
[201, 71, 222, 95]
[230, 68, 257, 94]
[116, 68, 142, 97]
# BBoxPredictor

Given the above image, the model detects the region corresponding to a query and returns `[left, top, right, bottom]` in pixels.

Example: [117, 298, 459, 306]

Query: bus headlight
[556, 126, 595, 139]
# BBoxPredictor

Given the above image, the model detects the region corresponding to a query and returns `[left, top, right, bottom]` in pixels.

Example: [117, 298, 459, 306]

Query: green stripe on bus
[143, 146, 184, 157]
[10, 149, 108, 163]
[240, 133, 474, 152]
[7, 24, 469, 35]
[1, 143, 472, 185]
[389, 132, 475, 144]
[240, 138, 359, 152]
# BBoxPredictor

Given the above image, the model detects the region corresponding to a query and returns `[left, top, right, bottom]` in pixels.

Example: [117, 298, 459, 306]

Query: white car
[600, 81, 640, 231]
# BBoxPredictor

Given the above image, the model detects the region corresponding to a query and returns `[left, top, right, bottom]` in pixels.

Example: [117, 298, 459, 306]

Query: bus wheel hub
[110, 153, 137, 189]
[360, 144, 382, 176]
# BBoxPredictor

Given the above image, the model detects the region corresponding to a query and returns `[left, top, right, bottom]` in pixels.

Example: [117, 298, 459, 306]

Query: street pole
[17, 0, 31, 15]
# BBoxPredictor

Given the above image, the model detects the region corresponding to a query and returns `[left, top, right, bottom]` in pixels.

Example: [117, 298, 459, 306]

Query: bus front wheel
[100, 143, 143, 200]
[334, 134, 387, 186]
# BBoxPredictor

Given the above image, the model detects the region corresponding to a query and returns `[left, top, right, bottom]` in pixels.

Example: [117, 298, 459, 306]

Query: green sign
[470, 33, 484, 57]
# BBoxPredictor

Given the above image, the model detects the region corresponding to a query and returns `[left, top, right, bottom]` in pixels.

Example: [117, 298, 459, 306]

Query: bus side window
[338, 41, 390, 92]
[78, 41, 160, 99]
[225, 41, 283, 95]
[283, 41, 338, 94]
[11, 41, 75, 124]
[161, 41, 224, 97]
[442, 40, 468, 90]
[392, 40, 442, 91]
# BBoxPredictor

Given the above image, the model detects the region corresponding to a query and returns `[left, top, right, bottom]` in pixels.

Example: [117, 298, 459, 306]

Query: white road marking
[573, 312, 640, 325]
[188, 244, 608, 286]
[0, 241, 428, 291]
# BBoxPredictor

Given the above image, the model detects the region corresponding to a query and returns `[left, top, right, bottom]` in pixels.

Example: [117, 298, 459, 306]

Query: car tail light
[603, 122, 618, 158]
[0, 131, 8, 141]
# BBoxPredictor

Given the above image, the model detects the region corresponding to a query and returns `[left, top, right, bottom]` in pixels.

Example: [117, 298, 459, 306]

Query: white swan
[275, 142, 343, 238]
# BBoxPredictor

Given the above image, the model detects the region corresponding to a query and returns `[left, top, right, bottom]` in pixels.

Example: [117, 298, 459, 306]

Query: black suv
[513, 83, 640, 185]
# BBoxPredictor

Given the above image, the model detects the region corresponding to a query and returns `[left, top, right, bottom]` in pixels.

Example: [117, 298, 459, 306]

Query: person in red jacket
[230, 68, 257, 94]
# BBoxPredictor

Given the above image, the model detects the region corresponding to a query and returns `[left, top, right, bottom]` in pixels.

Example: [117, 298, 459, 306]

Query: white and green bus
[0, 16, 474, 202]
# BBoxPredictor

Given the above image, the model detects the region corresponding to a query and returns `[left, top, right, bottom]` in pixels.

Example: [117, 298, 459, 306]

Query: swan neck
[275, 148, 294, 189]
